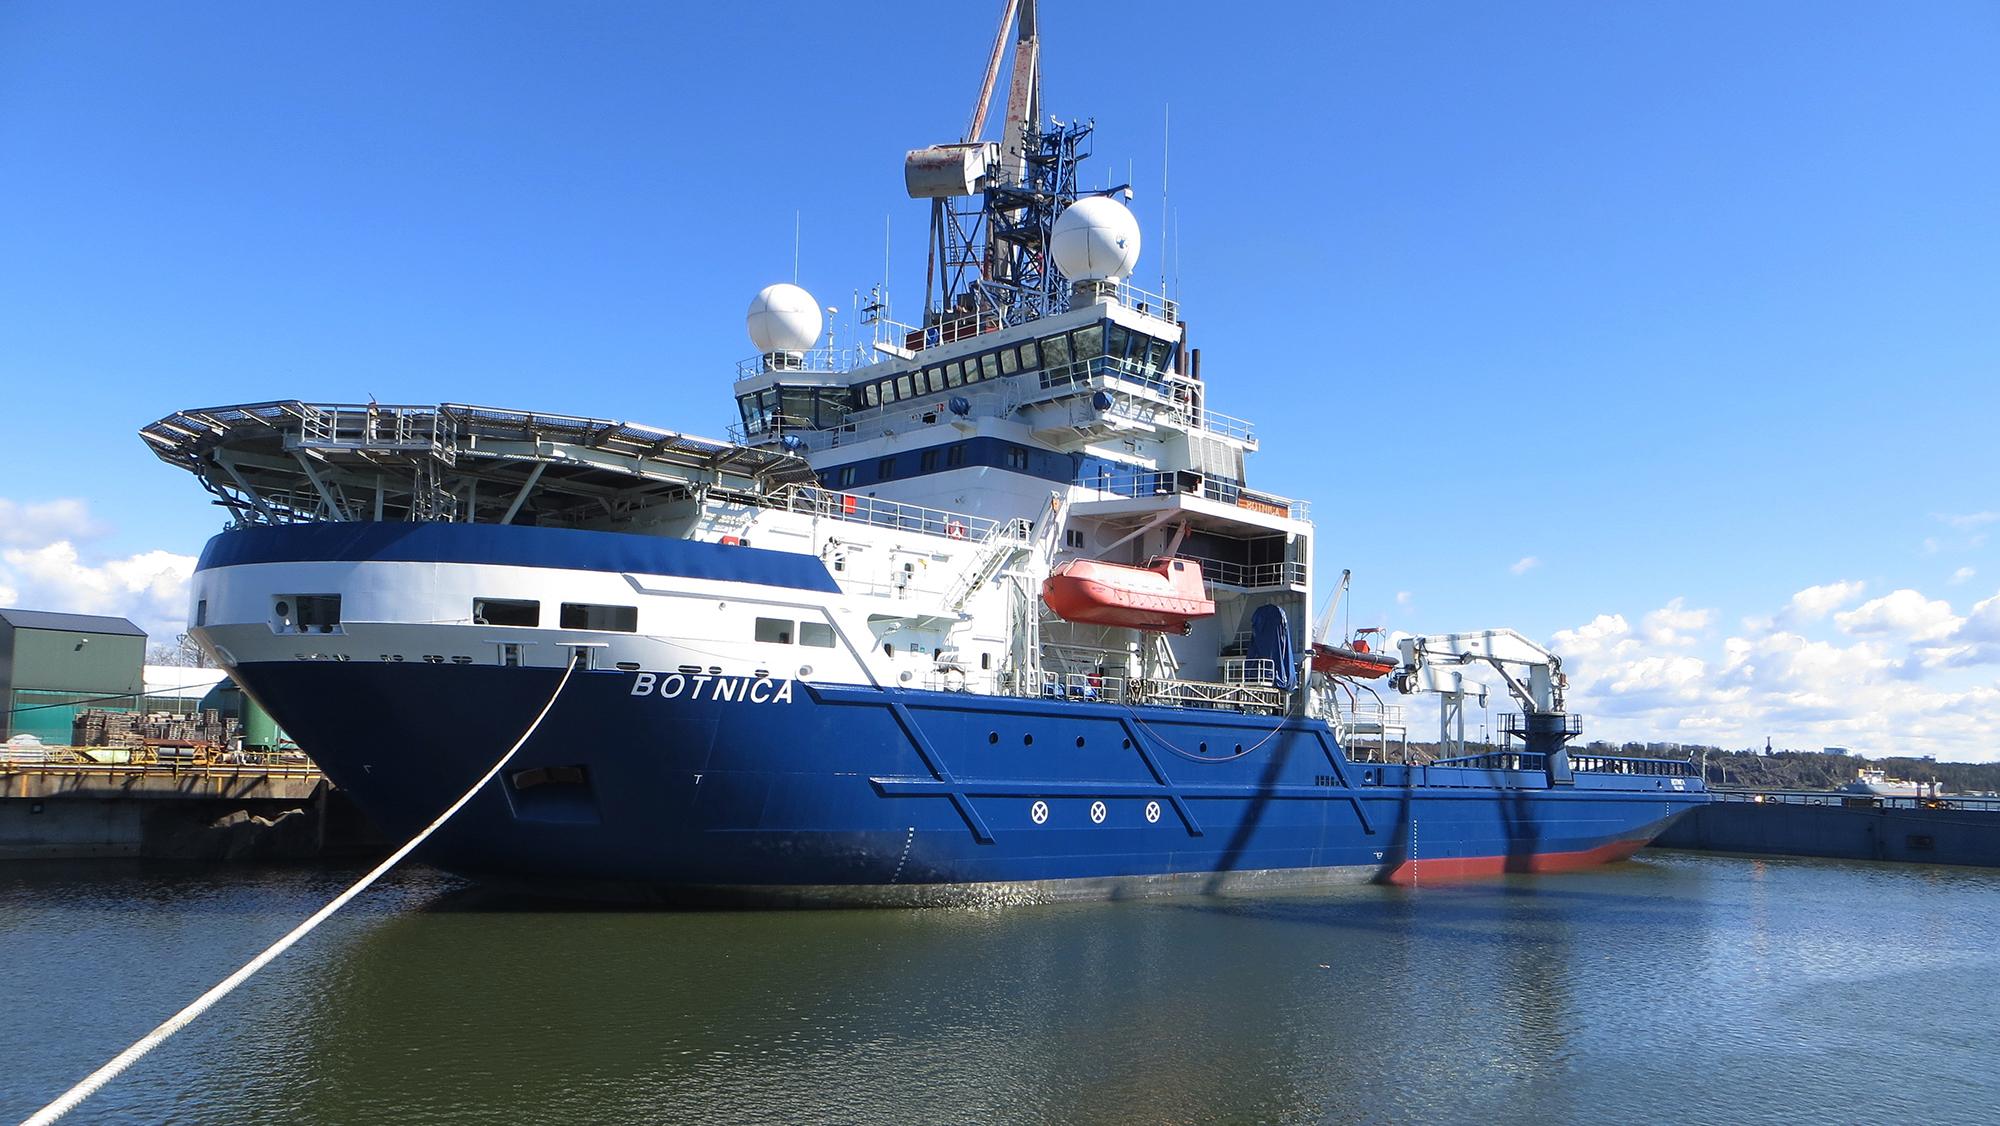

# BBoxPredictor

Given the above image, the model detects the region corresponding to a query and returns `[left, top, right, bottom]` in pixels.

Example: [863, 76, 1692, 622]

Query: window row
[473, 598, 637, 633]
[755, 617, 836, 647]
[850, 322, 1179, 411]
[735, 385, 853, 435]
[829, 441, 1031, 488]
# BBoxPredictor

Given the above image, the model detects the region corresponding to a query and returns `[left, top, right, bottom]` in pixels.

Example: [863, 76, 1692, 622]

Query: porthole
[1023, 734, 1034, 746]
[1122, 738, 1131, 749]
[988, 732, 999, 744]
[1199, 741, 1208, 754]
[1075, 736, 1086, 748]
[1234, 743, 1243, 755]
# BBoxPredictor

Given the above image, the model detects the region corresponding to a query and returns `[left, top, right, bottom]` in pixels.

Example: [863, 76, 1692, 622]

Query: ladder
[943, 519, 1033, 616]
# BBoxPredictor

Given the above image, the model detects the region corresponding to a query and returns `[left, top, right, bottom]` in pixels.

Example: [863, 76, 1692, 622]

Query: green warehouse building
[0, 608, 147, 746]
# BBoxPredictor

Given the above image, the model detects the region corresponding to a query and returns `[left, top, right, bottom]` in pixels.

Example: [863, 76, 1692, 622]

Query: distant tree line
[1384, 739, 2000, 793]
[1581, 742, 2000, 794]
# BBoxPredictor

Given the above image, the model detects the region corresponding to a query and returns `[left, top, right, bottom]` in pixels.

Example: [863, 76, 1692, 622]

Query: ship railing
[1113, 279, 1179, 323]
[1035, 357, 1255, 442]
[293, 403, 455, 463]
[1498, 713, 1587, 739]
[1707, 789, 2000, 812]
[732, 344, 877, 379]
[1078, 468, 1306, 525]
[1128, 677, 1287, 715]
[1027, 671, 1129, 703]
[1220, 658, 1278, 687]
[765, 485, 1005, 542]
[1333, 701, 1411, 763]
[903, 309, 1007, 352]
[1432, 750, 1702, 778]
[1335, 703, 1407, 732]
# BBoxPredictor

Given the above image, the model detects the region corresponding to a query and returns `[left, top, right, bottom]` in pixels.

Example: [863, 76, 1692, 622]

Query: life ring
[946, 521, 968, 539]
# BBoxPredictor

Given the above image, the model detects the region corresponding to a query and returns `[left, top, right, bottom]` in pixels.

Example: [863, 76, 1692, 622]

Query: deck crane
[1390, 630, 1581, 784]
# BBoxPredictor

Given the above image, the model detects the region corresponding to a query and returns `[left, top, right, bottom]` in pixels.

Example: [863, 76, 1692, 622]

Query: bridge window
[943, 363, 962, 388]
[1006, 446, 1029, 470]
[1107, 324, 1129, 361]
[947, 444, 966, 467]
[835, 466, 857, 488]
[980, 354, 1000, 380]
[1019, 340, 1038, 369]
[474, 598, 539, 627]
[755, 618, 793, 644]
[1000, 347, 1019, 375]
[1041, 334, 1070, 372]
[878, 457, 896, 480]
[1073, 324, 1104, 362]
[800, 622, 835, 648]
[921, 449, 939, 472]
[864, 383, 880, 407]
[895, 374, 913, 399]
[559, 603, 636, 632]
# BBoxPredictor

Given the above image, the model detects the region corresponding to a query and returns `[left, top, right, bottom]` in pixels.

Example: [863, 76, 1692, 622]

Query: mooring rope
[17, 657, 580, 1126]
[1122, 702, 1290, 763]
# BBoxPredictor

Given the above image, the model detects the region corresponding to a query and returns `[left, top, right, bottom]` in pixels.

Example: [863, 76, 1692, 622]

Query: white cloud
[1509, 556, 1540, 576]
[1395, 591, 1412, 606]
[1952, 567, 1976, 584]
[1742, 580, 1864, 634]
[1938, 512, 2000, 531]
[1834, 589, 1962, 641]
[0, 498, 109, 547]
[1641, 597, 1712, 646]
[0, 498, 195, 640]
[1555, 587, 2000, 761]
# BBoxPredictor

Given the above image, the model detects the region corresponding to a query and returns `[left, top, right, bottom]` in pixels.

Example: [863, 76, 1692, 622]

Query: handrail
[1430, 751, 1703, 777]
[765, 484, 1000, 542]
[1708, 788, 2000, 812]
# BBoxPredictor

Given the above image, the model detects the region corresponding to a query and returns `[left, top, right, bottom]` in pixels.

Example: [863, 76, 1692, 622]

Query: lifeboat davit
[1041, 557, 1216, 633]
[1311, 631, 1397, 679]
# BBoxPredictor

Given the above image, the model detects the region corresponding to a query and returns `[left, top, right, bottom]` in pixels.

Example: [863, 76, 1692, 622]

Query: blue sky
[4, 2, 1999, 757]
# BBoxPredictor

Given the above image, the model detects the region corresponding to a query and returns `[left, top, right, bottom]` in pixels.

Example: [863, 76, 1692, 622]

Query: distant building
[1824, 746, 1853, 756]
[0, 608, 147, 745]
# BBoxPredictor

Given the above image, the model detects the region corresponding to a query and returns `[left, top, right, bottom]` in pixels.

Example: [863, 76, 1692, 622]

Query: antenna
[793, 211, 801, 283]
[1160, 103, 1170, 296]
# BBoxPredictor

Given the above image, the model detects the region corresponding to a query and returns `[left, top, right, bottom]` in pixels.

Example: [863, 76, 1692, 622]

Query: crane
[1390, 629, 1581, 784]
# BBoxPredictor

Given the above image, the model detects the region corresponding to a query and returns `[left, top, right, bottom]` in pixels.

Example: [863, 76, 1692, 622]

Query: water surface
[3, 853, 1995, 1125]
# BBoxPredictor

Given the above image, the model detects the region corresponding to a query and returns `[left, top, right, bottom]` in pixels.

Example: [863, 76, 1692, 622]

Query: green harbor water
[2, 852, 1996, 1125]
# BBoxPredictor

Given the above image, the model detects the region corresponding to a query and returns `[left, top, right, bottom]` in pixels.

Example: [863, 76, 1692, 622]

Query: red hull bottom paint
[1380, 836, 1650, 886]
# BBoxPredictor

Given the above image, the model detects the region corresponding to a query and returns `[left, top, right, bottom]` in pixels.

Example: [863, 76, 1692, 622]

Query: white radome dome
[1051, 195, 1141, 282]
[746, 283, 823, 354]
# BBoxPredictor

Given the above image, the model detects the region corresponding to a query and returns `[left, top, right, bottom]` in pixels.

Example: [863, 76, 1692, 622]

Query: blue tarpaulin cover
[1249, 604, 1297, 690]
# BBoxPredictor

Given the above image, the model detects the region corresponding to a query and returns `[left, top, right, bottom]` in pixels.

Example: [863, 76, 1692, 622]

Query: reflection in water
[3, 855, 1998, 1125]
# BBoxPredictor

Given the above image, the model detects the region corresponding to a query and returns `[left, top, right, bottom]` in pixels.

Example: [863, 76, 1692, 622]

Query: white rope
[17, 658, 580, 1126]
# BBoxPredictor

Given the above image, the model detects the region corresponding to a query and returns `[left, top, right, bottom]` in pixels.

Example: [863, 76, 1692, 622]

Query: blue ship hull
[231, 661, 1704, 904]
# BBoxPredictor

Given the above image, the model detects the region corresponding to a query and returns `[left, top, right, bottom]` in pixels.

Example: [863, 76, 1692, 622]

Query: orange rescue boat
[1311, 629, 1397, 679]
[1041, 557, 1216, 633]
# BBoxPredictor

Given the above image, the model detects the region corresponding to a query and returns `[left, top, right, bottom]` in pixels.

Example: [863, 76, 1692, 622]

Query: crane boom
[1390, 628, 1580, 785]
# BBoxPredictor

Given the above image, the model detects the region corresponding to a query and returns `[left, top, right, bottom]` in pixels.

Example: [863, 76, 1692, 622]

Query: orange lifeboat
[1311, 629, 1397, 679]
[1041, 557, 1216, 633]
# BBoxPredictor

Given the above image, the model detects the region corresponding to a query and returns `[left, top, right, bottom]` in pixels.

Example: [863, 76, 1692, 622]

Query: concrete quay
[0, 763, 388, 861]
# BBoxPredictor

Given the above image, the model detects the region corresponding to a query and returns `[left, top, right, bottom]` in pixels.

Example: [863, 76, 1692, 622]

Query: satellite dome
[1051, 196, 1141, 283]
[746, 283, 823, 354]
